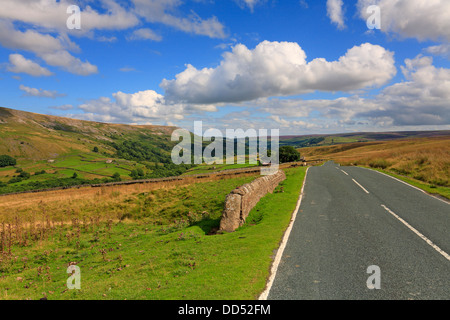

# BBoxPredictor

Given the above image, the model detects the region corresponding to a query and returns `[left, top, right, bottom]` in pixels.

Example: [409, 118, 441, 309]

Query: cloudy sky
[0, 0, 449, 135]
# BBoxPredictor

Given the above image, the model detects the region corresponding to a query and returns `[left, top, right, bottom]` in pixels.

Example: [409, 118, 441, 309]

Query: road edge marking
[360, 167, 449, 205]
[258, 167, 310, 300]
[381, 205, 450, 261]
[352, 179, 370, 194]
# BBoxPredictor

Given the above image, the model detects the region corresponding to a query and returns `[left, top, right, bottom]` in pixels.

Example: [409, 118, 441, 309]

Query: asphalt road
[267, 161, 450, 300]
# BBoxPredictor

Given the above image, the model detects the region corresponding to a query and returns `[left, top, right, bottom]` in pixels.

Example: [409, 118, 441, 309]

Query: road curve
[267, 161, 450, 300]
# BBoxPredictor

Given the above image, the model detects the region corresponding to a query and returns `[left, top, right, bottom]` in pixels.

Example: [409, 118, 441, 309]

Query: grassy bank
[0, 167, 307, 300]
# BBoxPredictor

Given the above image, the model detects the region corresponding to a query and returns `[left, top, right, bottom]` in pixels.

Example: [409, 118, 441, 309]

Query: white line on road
[360, 167, 449, 205]
[381, 205, 450, 262]
[352, 179, 370, 194]
[259, 168, 310, 300]
[341, 170, 349, 176]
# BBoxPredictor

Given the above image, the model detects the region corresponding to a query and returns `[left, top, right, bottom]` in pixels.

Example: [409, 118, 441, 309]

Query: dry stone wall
[219, 170, 286, 232]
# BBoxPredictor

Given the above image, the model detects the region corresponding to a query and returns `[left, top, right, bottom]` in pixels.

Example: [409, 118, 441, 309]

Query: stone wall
[219, 170, 286, 232]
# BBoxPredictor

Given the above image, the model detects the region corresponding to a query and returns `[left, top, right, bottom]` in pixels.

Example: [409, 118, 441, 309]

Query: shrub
[0, 155, 16, 167]
[279, 146, 301, 163]
[112, 172, 121, 181]
[18, 171, 30, 179]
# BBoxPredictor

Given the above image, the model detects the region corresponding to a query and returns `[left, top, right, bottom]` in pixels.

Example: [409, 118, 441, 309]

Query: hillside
[0, 107, 176, 160]
[0, 107, 187, 193]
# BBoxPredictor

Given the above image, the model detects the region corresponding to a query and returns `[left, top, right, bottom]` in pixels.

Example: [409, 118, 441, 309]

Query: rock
[219, 193, 242, 233]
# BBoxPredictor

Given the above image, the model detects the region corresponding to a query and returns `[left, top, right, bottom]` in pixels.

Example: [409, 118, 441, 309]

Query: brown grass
[300, 136, 450, 187]
[0, 170, 261, 222]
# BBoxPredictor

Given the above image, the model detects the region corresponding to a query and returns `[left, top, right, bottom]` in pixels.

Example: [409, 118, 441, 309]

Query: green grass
[363, 167, 450, 200]
[0, 167, 307, 300]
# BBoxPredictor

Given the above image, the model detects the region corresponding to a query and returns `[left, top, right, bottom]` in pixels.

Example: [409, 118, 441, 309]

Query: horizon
[0, 1, 449, 135]
[3, 105, 450, 138]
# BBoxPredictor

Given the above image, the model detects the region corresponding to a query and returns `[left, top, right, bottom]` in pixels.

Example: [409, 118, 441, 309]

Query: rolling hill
[0, 107, 187, 193]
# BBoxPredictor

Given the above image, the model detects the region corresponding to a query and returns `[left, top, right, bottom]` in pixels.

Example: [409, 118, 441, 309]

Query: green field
[0, 167, 306, 300]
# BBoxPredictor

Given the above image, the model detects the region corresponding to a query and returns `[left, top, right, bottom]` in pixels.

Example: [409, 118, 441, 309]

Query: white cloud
[40, 50, 98, 76]
[19, 85, 66, 98]
[357, 0, 450, 41]
[270, 115, 319, 129]
[0, 20, 97, 75]
[119, 67, 137, 73]
[0, 0, 139, 33]
[132, 0, 226, 39]
[7, 54, 53, 77]
[127, 28, 162, 41]
[161, 41, 396, 104]
[327, 0, 346, 30]
[76, 89, 217, 124]
[261, 55, 450, 129]
[426, 44, 450, 59]
[236, 0, 263, 12]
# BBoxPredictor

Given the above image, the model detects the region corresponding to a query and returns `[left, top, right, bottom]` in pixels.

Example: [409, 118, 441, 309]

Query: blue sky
[0, 0, 449, 135]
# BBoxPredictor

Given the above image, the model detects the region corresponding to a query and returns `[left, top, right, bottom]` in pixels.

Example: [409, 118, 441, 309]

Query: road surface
[267, 161, 450, 300]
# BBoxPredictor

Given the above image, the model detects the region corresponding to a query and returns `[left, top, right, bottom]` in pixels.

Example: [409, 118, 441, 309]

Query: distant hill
[299, 135, 450, 191]
[280, 130, 450, 148]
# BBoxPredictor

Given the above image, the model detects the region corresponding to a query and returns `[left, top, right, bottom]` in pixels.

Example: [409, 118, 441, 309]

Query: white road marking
[259, 167, 310, 300]
[360, 167, 449, 205]
[381, 205, 450, 262]
[341, 170, 349, 176]
[352, 179, 370, 194]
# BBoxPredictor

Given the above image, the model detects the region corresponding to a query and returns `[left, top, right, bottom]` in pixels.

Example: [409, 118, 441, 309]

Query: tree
[93, 146, 99, 153]
[112, 172, 121, 181]
[0, 155, 17, 167]
[18, 171, 30, 179]
[279, 146, 301, 164]
[72, 172, 78, 179]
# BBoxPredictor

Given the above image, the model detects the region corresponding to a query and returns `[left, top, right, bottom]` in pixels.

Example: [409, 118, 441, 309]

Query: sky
[0, 0, 449, 135]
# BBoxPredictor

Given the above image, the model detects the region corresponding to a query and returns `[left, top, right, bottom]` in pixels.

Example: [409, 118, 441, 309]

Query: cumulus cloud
[260, 55, 450, 129]
[76, 89, 217, 124]
[7, 54, 53, 77]
[357, 0, 450, 41]
[19, 85, 66, 98]
[369, 55, 450, 125]
[327, 0, 346, 30]
[161, 41, 396, 104]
